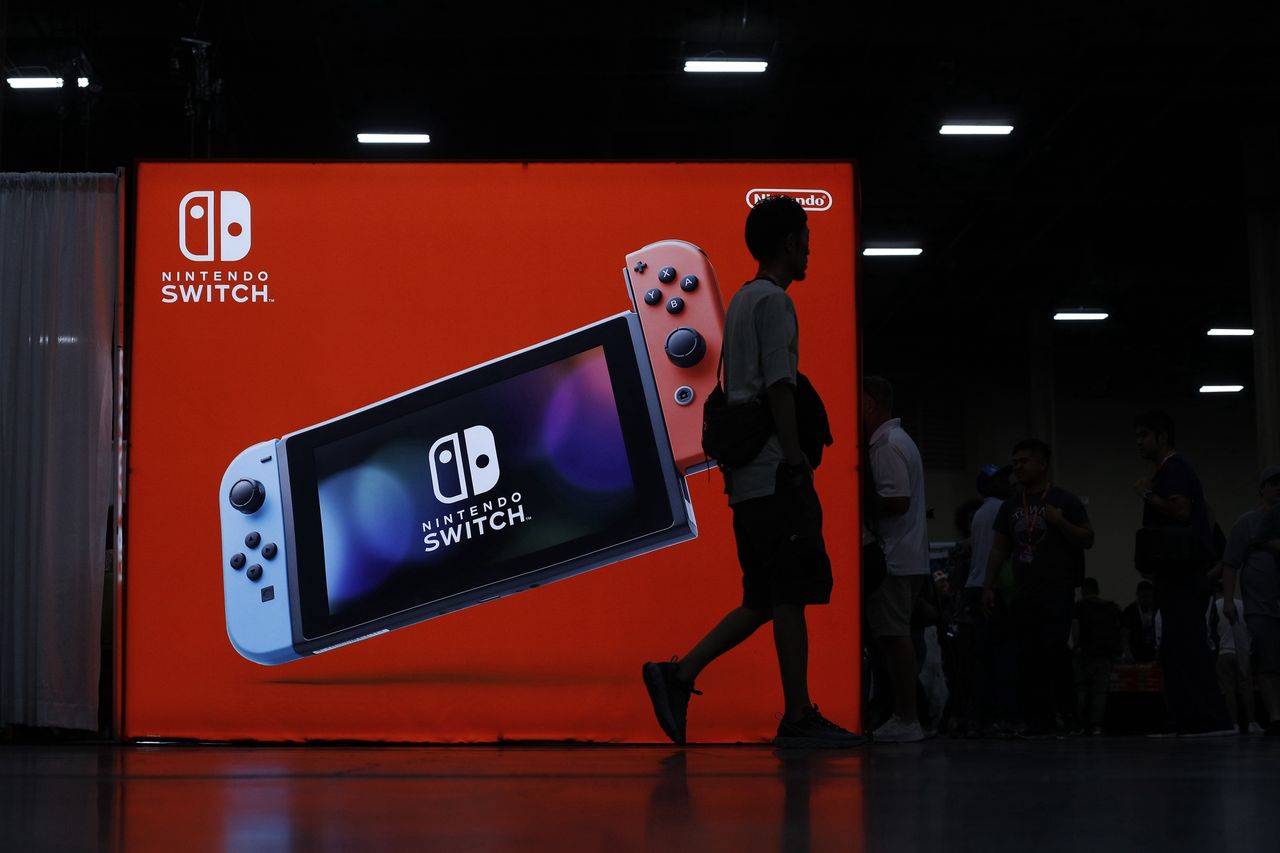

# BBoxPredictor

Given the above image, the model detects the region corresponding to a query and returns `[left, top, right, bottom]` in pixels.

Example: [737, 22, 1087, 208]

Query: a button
[245, 532, 261, 549]
[261, 586, 275, 603]
[261, 543, 278, 560]
[247, 564, 263, 582]
[666, 297, 685, 314]
[658, 266, 677, 283]
[644, 288, 663, 305]
[230, 553, 246, 570]
[633, 261, 647, 273]
[675, 386, 695, 406]
[229, 479, 265, 514]
[665, 327, 706, 368]
[680, 275, 699, 292]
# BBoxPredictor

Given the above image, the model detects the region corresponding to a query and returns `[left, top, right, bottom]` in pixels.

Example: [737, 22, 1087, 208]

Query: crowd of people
[862, 401, 1280, 742]
[640, 194, 1278, 749]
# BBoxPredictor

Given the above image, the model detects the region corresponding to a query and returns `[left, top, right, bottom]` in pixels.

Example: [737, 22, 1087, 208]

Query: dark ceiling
[3, 1, 1277, 414]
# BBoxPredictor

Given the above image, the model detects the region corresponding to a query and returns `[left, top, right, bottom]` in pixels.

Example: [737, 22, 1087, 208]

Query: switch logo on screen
[429, 425, 501, 505]
[179, 190, 252, 261]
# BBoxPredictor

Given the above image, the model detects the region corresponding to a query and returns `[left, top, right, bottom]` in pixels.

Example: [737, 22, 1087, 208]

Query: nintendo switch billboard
[126, 162, 860, 741]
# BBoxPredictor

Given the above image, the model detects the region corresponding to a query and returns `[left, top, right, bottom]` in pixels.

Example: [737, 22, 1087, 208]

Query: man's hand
[981, 587, 996, 618]
[1222, 599, 1239, 626]
[1133, 478, 1152, 499]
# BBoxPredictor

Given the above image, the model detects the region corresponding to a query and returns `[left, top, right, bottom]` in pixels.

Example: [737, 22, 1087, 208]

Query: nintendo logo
[745, 189, 834, 212]
[179, 191, 252, 262]
[429, 425, 501, 505]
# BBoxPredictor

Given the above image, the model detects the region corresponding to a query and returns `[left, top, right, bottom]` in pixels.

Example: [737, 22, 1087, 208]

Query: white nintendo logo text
[746, 188, 834, 212]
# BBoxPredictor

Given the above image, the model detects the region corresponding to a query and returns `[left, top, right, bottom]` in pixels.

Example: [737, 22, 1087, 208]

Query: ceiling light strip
[939, 125, 1014, 135]
[357, 133, 431, 144]
[684, 60, 768, 73]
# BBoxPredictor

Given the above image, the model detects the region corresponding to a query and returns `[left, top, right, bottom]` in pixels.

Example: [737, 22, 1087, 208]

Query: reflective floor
[3, 738, 1279, 852]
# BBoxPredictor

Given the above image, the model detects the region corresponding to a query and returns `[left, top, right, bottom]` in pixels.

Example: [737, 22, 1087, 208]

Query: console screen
[285, 317, 675, 638]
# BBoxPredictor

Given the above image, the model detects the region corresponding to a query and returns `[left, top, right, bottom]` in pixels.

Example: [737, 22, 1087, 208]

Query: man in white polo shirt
[862, 375, 930, 743]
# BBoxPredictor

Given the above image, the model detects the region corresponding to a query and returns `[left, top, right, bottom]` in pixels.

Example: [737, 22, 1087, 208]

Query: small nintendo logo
[429, 425, 501, 505]
[179, 190, 252, 262]
[745, 189, 833, 212]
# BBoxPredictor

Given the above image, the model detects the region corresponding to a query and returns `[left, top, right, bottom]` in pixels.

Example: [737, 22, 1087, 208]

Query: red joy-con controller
[624, 240, 726, 474]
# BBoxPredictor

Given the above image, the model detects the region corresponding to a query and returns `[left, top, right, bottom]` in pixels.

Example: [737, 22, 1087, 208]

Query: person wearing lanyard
[1133, 410, 1234, 736]
[982, 438, 1094, 736]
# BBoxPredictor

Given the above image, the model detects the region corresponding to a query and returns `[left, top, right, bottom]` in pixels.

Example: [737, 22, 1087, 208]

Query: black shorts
[731, 465, 833, 614]
[1246, 615, 1280, 675]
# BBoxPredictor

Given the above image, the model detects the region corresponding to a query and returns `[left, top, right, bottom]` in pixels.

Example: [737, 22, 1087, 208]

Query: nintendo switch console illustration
[220, 241, 725, 664]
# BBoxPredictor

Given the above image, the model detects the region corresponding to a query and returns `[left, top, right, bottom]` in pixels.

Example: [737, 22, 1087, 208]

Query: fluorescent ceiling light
[7, 77, 64, 89]
[77, 77, 89, 88]
[1054, 312, 1109, 321]
[1206, 328, 1254, 336]
[939, 125, 1014, 135]
[1199, 385, 1244, 394]
[684, 60, 768, 73]
[357, 133, 431, 144]
[863, 248, 923, 256]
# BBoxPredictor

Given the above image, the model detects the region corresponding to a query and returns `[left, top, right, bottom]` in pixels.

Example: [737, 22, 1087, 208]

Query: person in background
[861, 375, 931, 743]
[1072, 577, 1123, 735]
[1122, 581, 1159, 663]
[1133, 411, 1234, 737]
[1208, 579, 1261, 734]
[1221, 465, 1280, 735]
[954, 464, 1013, 736]
[983, 439, 1093, 737]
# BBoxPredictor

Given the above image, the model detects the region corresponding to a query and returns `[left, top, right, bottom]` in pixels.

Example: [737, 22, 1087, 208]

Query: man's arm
[981, 531, 1010, 616]
[1044, 504, 1095, 549]
[766, 380, 808, 482]
[1134, 478, 1191, 523]
[1221, 562, 1240, 625]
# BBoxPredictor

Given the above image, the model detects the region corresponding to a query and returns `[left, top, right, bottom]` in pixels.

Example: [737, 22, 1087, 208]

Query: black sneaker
[773, 705, 867, 749]
[642, 659, 699, 745]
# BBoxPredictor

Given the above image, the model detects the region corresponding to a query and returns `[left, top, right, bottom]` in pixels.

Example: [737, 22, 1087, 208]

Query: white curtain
[0, 172, 119, 730]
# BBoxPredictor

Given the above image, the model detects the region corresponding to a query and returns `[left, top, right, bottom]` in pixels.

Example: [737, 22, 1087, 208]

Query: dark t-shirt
[1143, 454, 1212, 555]
[1074, 597, 1123, 658]
[1122, 602, 1158, 662]
[993, 485, 1090, 594]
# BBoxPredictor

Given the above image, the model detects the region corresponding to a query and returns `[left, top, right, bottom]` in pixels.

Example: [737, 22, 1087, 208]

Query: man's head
[977, 463, 1014, 501]
[1134, 411, 1176, 461]
[745, 195, 809, 282]
[862, 375, 894, 433]
[1010, 439, 1052, 488]
[1136, 580, 1155, 609]
[1082, 577, 1100, 598]
[1260, 464, 1280, 507]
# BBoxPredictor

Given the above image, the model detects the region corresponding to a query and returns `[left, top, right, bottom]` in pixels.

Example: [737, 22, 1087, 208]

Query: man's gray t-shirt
[1223, 507, 1280, 618]
[719, 278, 799, 505]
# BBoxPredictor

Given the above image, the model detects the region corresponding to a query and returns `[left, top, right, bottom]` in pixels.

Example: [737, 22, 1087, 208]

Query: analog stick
[229, 478, 266, 514]
[665, 327, 706, 368]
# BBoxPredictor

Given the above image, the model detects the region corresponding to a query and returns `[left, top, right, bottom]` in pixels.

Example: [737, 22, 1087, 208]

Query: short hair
[1082, 577, 1100, 596]
[745, 195, 807, 263]
[863, 375, 894, 412]
[1134, 410, 1176, 446]
[1012, 438, 1052, 465]
[980, 464, 1014, 501]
